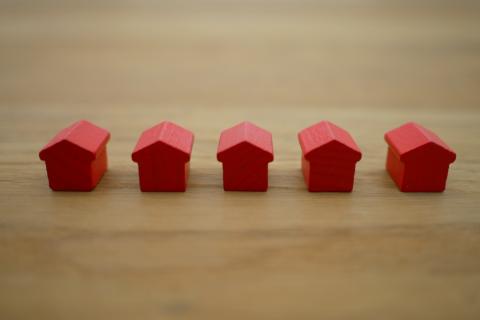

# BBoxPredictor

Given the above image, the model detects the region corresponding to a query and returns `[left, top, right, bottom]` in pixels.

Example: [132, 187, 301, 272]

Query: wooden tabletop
[1, 1, 479, 319]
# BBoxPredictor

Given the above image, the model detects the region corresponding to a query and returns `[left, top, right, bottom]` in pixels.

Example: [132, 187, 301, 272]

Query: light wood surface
[1, 1, 480, 319]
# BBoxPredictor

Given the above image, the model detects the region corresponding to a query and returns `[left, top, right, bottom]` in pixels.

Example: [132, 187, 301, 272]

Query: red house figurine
[298, 121, 362, 192]
[132, 121, 194, 192]
[385, 122, 456, 192]
[39, 120, 110, 191]
[217, 121, 274, 191]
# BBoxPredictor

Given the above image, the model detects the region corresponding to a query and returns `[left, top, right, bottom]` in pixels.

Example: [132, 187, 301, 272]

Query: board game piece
[217, 121, 273, 191]
[298, 121, 362, 192]
[132, 121, 194, 192]
[39, 120, 110, 191]
[385, 122, 456, 192]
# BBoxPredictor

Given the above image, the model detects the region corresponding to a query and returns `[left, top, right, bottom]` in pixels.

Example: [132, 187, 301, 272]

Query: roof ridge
[412, 122, 452, 154]
[324, 121, 336, 141]
[299, 121, 361, 161]
[157, 121, 170, 142]
[414, 122, 436, 144]
[62, 120, 85, 141]
[216, 121, 273, 162]
[132, 121, 193, 162]
[242, 121, 250, 141]
[385, 122, 455, 163]
[39, 120, 109, 161]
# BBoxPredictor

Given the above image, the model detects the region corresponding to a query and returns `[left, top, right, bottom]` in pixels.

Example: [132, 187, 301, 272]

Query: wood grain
[1, 1, 480, 319]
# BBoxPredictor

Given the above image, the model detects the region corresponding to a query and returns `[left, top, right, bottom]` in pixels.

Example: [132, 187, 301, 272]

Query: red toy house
[217, 121, 274, 191]
[131, 121, 194, 192]
[298, 121, 362, 192]
[39, 120, 110, 191]
[385, 122, 456, 192]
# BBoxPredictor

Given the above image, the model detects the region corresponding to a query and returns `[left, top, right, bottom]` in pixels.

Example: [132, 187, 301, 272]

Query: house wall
[222, 161, 269, 191]
[386, 147, 405, 190]
[386, 147, 451, 192]
[90, 147, 108, 188]
[138, 158, 187, 192]
[402, 162, 450, 192]
[45, 157, 93, 191]
[304, 157, 357, 192]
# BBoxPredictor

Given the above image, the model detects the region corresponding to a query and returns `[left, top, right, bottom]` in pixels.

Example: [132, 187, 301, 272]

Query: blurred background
[1, 0, 479, 110]
[1, 1, 480, 319]
[2, 0, 479, 177]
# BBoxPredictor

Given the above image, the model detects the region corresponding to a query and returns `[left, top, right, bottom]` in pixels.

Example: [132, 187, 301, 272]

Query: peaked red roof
[132, 121, 194, 163]
[217, 121, 273, 163]
[385, 122, 456, 163]
[39, 120, 110, 161]
[298, 121, 362, 161]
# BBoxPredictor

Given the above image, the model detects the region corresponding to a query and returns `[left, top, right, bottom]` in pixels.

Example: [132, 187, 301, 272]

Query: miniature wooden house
[217, 121, 273, 191]
[298, 121, 362, 192]
[132, 121, 194, 192]
[39, 120, 110, 191]
[385, 122, 456, 192]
